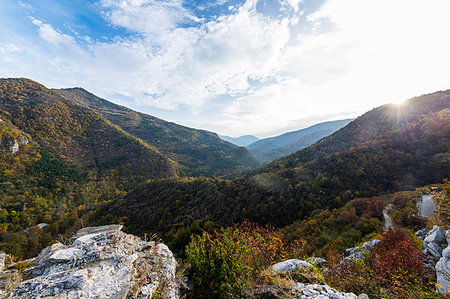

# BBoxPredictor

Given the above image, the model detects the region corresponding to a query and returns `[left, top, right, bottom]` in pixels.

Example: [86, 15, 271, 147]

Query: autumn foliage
[325, 229, 437, 298]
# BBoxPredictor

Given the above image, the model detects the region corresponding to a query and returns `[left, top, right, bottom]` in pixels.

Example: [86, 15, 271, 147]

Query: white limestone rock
[293, 282, 357, 299]
[436, 246, 450, 294]
[7, 225, 178, 299]
[272, 259, 313, 272]
[425, 242, 443, 260]
[362, 239, 380, 248]
[424, 226, 446, 244]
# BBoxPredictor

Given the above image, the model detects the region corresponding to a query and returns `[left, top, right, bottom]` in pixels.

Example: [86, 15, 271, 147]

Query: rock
[272, 259, 312, 272]
[8, 225, 177, 298]
[344, 246, 367, 261]
[357, 294, 369, 299]
[0, 270, 21, 297]
[1, 136, 19, 155]
[35, 242, 66, 265]
[446, 230, 450, 245]
[424, 226, 446, 244]
[0, 252, 8, 271]
[74, 224, 123, 238]
[293, 283, 357, 298]
[416, 229, 428, 240]
[362, 239, 380, 249]
[249, 282, 357, 299]
[17, 135, 28, 146]
[425, 242, 443, 260]
[436, 246, 450, 294]
[36, 223, 48, 229]
[48, 248, 84, 263]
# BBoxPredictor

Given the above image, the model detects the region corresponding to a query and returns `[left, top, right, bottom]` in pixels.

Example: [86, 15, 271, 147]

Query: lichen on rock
[7, 225, 178, 298]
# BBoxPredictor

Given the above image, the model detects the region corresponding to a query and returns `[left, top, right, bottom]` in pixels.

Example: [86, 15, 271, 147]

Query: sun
[391, 97, 407, 105]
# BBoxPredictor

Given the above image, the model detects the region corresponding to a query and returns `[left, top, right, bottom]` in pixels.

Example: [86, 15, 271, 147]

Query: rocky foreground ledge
[1, 225, 372, 298]
[7, 225, 177, 298]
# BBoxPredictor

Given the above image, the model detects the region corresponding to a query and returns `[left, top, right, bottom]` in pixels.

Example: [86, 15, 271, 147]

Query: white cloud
[99, 0, 197, 34]
[1, 0, 450, 137]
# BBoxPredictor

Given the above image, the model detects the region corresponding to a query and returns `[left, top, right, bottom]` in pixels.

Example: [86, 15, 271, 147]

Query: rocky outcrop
[344, 239, 380, 261]
[436, 246, 450, 294]
[7, 225, 178, 298]
[249, 282, 359, 299]
[272, 259, 312, 272]
[418, 225, 450, 294]
[0, 134, 28, 155]
[422, 226, 447, 263]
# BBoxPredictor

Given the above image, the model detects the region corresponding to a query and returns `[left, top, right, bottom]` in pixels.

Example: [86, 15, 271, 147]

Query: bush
[324, 229, 438, 298]
[186, 227, 250, 298]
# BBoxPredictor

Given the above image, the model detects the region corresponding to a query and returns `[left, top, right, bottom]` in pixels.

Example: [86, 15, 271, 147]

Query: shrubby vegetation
[184, 223, 438, 298]
[433, 180, 450, 229]
[325, 229, 437, 298]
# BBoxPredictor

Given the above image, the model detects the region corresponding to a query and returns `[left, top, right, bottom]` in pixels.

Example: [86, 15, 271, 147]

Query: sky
[0, 0, 449, 138]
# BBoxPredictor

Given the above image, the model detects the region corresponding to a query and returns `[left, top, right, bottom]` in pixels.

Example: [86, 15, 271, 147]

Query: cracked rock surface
[7, 225, 177, 299]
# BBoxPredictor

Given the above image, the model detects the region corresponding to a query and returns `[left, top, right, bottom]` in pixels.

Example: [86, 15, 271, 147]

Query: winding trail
[383, 204, 394, 231]
[420, 194, 435, 217]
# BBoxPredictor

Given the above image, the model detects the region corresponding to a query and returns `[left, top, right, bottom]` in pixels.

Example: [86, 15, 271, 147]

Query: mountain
[246, 119, 353, 162]
[56, 88, 260, 177]
[0, 78, 260, 258]
[0, 78, 178, 189]
[0, 78, 184, 258]
[219, 135, 259, 147]
[99, 90, 450, 254]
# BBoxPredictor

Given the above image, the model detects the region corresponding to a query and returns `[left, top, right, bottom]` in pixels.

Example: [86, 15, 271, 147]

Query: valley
[0, 79, 449, 298]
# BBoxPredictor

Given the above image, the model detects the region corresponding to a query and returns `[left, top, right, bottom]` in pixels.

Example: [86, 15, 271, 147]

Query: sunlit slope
[258, 90, 450, 193]
[57, 88, 261, 177]
[0, 78, 178, 189]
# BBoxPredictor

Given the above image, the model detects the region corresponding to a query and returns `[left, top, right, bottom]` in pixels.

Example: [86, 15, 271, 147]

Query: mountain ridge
[247, 119, 354, 162]
[56, 87, 261, 177]
[219, 135, 259, 147]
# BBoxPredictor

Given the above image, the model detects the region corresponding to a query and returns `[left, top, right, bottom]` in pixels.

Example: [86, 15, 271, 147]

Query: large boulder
[436, 246, 450, 294]
[272, 259, 312, 272]
[422, 226, 448, 264]
[7, 225, 178, 298]
[424, 226, 446, 244]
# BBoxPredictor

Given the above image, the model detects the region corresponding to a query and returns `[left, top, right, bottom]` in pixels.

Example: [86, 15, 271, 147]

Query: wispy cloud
[0, 0, 449, 137]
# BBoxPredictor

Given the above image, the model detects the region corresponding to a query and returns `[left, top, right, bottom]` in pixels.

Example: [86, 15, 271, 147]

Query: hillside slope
[56, 88, 260, 177]
[99, 90, 450, 252]
[0, 79, 178, 188]
[247, 119, 353, 161]
[261, 90, 450, 192]
[0, 78, 182, 258]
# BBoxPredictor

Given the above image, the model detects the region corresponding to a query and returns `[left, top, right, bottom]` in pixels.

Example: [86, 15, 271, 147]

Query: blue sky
[1, 0, 449, 138]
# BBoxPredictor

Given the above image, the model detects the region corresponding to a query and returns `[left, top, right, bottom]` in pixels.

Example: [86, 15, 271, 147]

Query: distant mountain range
[219, 135, 259, 147]
[246, 119, 354, 162]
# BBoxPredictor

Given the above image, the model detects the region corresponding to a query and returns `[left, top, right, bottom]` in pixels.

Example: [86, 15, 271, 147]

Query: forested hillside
[0, 78, 180, 258]
[98, 90, 450, 254]
[0, 78, 260, 258]
[57, 88, 260, 177]
[0, 79, 179, 186]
